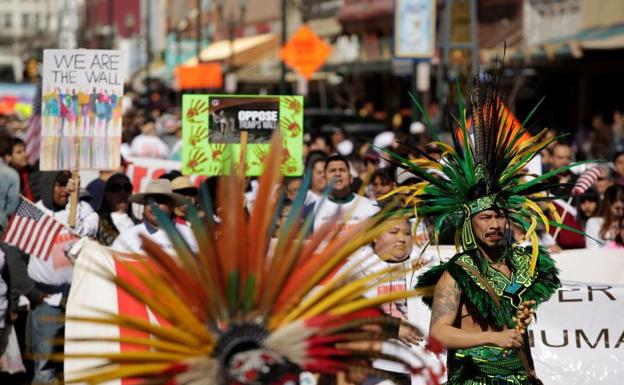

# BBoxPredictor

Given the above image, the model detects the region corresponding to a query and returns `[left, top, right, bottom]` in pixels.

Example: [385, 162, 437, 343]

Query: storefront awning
[184, 33, 279, 67]
[483, 23, 624, 64]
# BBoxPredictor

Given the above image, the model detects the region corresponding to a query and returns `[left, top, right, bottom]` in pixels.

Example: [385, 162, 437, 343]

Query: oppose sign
[181, 94, 304, 176]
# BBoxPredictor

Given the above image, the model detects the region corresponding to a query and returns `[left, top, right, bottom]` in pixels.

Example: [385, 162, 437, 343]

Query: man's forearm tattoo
[431, 282, 460, 324]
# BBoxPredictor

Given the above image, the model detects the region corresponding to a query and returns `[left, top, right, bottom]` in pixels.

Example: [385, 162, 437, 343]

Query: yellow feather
[328, 289, 427, 315]
[529, 231, 539, 275]
[297, 266, 411, 320]
[66, 315, 206, 348]
[65, 363, 171, 385]
[523, 200, 550, 233]
[547, 202, 562, 224]
[524, 215, 538, 243]
[64, 336, 209, 355]
[59, 351, 189, 362]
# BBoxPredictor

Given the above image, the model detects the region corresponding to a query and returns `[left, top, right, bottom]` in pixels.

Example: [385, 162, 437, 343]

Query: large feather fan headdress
[379, 62, 590, 273]
[60, 134, 443, 385]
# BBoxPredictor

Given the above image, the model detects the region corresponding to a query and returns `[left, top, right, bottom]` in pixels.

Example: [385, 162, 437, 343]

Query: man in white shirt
[112, 179, 197, 254]
[312, 154, 379, 234]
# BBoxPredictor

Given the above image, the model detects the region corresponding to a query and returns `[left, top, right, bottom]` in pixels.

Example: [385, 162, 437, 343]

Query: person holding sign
[378, 64, 592, 384]
[29, 171, 98, 384]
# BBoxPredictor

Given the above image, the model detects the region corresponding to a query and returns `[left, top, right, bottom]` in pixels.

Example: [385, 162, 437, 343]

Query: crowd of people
[0, 99, 622, 384]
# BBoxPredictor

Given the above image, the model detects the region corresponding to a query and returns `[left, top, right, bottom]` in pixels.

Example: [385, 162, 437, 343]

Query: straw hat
[171, 176, 198, 194]
[129, 179, 188, 206]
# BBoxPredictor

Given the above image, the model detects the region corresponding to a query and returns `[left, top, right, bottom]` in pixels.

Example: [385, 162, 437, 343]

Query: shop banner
[394, 0, 436, 59]
[181, 94, 304, 176]
[41, 49, 124, 171]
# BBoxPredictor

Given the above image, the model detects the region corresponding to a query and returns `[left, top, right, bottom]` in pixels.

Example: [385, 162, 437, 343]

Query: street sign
[280, 25, 332, 80]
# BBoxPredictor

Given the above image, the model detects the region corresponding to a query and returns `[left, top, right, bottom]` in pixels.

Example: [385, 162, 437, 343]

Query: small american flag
[2, 198, 64, 260]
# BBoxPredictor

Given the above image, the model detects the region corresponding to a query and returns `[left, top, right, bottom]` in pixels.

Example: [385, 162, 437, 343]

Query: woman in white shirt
[586, 185, 624, 248]
[96, 173, 138, 246]
[338, 217, 441, 385]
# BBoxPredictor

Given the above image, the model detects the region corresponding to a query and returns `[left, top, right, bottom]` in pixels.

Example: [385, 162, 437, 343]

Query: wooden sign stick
[239, 131, 248, 176]
[68, 138, 81, 229]
[68, 170, 79, 228]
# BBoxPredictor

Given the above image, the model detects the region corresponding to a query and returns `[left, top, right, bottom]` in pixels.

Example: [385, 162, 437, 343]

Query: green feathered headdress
[378, 62, 590, 275]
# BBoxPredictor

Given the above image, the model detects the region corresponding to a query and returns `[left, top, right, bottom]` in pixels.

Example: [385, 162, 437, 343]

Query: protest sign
[40, 49, 124, 171]
[181, 94, 304, 176]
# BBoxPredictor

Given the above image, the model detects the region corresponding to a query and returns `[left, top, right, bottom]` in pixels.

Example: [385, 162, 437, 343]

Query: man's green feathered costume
[379, 64, 589, 385]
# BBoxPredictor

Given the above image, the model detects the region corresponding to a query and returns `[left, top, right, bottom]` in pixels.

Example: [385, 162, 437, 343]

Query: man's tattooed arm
[430, 271, 461, 326]
[428, 271, 501, 349]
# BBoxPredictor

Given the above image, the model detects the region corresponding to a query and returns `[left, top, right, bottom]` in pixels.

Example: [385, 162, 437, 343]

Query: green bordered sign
[182, 94, 304, 176]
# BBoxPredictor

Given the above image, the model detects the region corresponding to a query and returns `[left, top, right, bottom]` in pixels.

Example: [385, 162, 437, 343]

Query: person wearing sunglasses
[96, 173, 138, 246]
[111, 179, 197, 255]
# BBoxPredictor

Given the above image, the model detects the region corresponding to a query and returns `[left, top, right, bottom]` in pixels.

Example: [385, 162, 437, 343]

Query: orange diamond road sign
[280, 25, 332, 80]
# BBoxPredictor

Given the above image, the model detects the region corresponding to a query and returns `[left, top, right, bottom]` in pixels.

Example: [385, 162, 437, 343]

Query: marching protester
[96, 173, 138, 246]
[170, 175, 199, 221]
[29, 171, 98, 383]
[304, 151, 327, 206]
[337, 216, 440, 385]
[1, 137, 41, 203]
[0, 135, 20, 237]
[311, 154, 378, 234]
[585, 184, 624, 248]
[111, 179, 197, 254]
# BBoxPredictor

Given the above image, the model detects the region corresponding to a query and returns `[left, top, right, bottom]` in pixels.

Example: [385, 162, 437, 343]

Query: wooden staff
[68, 138, 81, 229]
[67, 170, 80, 228]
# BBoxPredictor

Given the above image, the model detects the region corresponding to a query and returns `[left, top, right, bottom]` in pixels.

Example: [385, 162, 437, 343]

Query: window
[4, 14, 11, 29]
[22, 13, 29, 28]
[34, 13, 40, 29]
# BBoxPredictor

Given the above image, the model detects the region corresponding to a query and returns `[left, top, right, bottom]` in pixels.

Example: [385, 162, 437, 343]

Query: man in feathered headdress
[378, 63, 591, 385]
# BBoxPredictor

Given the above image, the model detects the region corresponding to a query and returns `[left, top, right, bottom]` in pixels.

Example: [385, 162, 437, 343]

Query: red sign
[280, 25, 332, 80]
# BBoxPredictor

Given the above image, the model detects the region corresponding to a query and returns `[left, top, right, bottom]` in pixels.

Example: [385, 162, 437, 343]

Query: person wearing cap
[171, 176, 199, 222]
[311, 154, 378, 235]
[111, 179, 198, 255]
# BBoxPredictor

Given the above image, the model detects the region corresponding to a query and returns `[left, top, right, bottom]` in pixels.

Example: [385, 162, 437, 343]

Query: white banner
[531, 282, 624, 385]
[125, 156, 206, 193]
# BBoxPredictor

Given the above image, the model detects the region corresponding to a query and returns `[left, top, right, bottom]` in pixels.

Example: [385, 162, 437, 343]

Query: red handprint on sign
[186, 149, 208, 173]
[280, 116, 302, 138]
[209, 143, 230, 162]
[282, 96, 302, 115]
[185, 99, 209, 123]
[188, 125, 208, 148]
[280, 147, 298, 174]
[252, 146, 269, 167]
